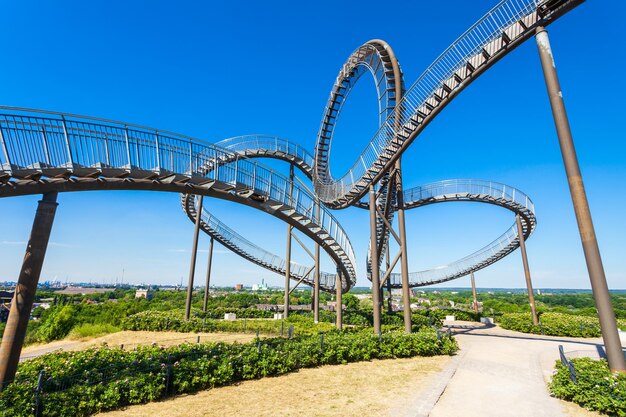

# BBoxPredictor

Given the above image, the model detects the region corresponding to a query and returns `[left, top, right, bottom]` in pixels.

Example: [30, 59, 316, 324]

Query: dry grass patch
[21, 331, 255, 359]
[98, 355, 450, 417]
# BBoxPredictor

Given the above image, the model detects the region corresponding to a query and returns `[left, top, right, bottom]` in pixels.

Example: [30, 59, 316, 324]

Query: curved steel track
[0, 0, 582, 290]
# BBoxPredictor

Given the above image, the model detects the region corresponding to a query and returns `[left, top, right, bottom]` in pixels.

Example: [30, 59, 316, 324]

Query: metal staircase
[0, 107, 357, 292]
[313, 0, 584, 209]
[0, 1, 584, 293]
[384, 179, 537, 287]
[181, 194, 338, 291]
[202, 135, 538, 289]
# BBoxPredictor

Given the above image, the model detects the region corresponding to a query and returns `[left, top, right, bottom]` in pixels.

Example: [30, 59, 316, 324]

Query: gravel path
[418, 321, 611, 417]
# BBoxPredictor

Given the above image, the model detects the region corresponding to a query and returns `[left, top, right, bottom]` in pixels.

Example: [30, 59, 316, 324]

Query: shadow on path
[443, 323, 610, 358]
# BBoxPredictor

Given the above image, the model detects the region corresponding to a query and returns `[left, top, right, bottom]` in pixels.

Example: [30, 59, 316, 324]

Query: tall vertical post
[202, 237, 214, 313]
[470, 272, 478, 314]
[395, 160, 412, 333]
[0, 192, 58, 387]
[386, 249, 392, 313]
[536, 27, 625, 372]
[284, 165, 294, 318]
[369, 185, 381, 334]
[516, 215, 538, 325]
[185, 195, 203, 321]
[335, 269, 342, 330]
[314, 202, 321, 323]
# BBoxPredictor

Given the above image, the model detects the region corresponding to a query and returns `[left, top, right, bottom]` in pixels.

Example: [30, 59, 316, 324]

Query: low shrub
[68, 323, 120, 339]
[549, 357, 626, 416]
[425, 309, 481, 322]
[3, 328, 457, 416]
[121, 310, 336, 336]
[199, 307, 274, 319]
[499, 312, 626, 337]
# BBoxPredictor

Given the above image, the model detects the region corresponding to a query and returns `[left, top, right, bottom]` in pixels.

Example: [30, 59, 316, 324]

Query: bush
[68, 323, 120, 339]
[121, 310, 336, 336]
[549, 357, 626, 416]
[425, 309, 480, 322]
[36, 305, 77, 342]
[199, 307, 274, 319]
[3, 328, 457, 416]
[498, 312, 626, 337]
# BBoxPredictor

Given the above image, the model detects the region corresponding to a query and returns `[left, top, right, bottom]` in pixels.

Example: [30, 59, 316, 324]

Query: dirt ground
[97, 355, 451, 417]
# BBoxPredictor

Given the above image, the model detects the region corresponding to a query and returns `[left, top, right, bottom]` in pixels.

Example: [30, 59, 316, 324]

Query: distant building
[252, 279, 269, 291]
[235, 284, 244, 291]
[56, 286, 110, 296]
[135, 289, 153, 301]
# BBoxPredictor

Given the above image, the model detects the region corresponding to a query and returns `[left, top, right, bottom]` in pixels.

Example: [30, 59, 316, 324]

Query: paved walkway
[419, 322, 613, 417]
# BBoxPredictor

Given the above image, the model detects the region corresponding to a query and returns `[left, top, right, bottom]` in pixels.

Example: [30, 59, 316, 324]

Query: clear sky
[0, 0, 624, 290]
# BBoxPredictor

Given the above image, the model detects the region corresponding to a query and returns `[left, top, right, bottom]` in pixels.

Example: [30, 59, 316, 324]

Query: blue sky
[0, 0, 624, 290]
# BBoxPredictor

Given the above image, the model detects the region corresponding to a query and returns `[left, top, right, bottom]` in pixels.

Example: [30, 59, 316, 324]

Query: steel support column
[395, 159, 412, 333]
[202, 237, 214, 313]
[0, 192, 58, 387]
[536, 27, 626, 372]
[335, 269, 342, 330]
[470, 272, 478, 314]
[369, 185, 381, 334]
[314, 201, 321, 324]
[284, 165, 294, 318]
[516, 214, 538, 325]
[386, 249, 392, 313]
[185, 195, 203, 321]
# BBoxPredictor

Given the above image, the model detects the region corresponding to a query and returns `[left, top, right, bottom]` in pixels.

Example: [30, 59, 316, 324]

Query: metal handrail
[184, 195, 338, 290]
[313, 0, 568, 206]
[377, 179, 537, 287]
[0, 108, 357, 289]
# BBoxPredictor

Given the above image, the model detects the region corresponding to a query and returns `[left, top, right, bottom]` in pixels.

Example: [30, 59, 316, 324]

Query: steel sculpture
[3, 0, 622, 386]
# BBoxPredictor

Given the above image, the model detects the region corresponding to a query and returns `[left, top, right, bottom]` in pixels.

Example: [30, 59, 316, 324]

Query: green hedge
[499, 312, 626, 337]
[200, 307, 274, 319]
[549, 357, 626, 416]
[424, 309, 481, 322]
[121, 310, 336, 335]
[3, 329, 458, 417]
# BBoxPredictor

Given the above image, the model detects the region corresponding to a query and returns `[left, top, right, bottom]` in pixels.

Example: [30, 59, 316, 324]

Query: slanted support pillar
[395, 159, 412, 333]
[516, 215, 538, 325]
[0, 192, 58, 387]
[470, 272, 478, 314]
[536, 27, 626, 372]
[185, 195, 203, 321]
[369, 185, 381, 334]
[284, 165, 294, 318]
[335, 269, 342, 330]
[202, 237, 214, 313]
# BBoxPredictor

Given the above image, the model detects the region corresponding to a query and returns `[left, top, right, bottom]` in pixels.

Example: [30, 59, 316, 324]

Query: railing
[0, 107, 357, 289]
[314, 0, 545, 204]
[404, 179, 535, 214]
[217, 135, 314, 174]
[378, 179, 536, 287]
[559, 345, 578, 383]
[190, 195, 337, 290]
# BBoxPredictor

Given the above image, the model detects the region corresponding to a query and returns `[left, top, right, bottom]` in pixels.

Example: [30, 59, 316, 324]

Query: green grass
[67, 323, 120, 339]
